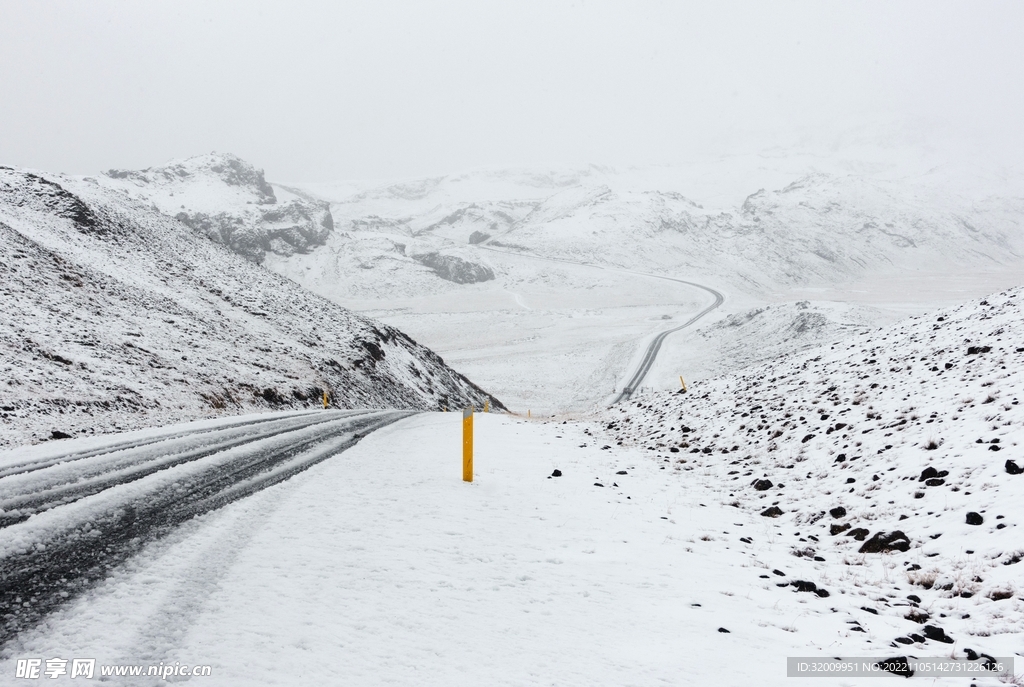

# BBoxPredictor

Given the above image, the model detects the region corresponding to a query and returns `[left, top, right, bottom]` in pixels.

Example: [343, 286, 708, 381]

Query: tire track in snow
[477, 245, 724, 403]
[0, 409, 414, 645]
[0, 410, 377, 527]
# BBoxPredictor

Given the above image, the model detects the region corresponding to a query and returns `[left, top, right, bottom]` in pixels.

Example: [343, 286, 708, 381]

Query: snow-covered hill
[288, 161, 1024, 297]
[99, 153, 333, 263]
[0, 166, 503, 448]
[601, 286, 1023, 658]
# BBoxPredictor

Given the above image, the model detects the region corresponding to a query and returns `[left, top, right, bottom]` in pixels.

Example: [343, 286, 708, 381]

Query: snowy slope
[98, 153, 333, 263]
[0, 167, 503, 448]
[601, 287, 1024, 658]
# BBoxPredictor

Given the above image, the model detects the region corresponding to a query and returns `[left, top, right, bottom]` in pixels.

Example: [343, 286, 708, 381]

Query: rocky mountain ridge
[99, 153, 333, 262]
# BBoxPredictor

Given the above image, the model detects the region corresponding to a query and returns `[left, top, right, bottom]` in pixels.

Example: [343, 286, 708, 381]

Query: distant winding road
[477, 245, 724, 404]
[0, 409, 414, 645]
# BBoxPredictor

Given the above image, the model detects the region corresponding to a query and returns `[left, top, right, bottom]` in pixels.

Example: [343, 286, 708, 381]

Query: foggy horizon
[3, 1, 1024, 182]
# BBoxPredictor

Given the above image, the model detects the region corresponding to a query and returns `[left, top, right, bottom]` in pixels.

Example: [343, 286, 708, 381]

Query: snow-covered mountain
[295, 165, 1024, 295]
[0, 166, 503, 448]
[100, 153, 333, 263]
[602, 286, 1023, 656]
[51, 153, 1024, 414]
[259, 160, 1023, 411]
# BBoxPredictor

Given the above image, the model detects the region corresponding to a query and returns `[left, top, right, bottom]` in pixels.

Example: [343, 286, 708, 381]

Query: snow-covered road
[0, 409, 413, 644]
[1, 413, 931, 686]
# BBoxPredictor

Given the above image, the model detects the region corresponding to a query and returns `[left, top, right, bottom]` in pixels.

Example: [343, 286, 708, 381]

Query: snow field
[0, 412, 938, 686]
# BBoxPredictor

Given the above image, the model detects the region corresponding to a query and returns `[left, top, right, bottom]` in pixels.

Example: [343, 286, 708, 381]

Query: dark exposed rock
[875, 657, 913, 678]
[830, 523, 851, 535]
[924, 478, 945, 487]
[829, 506, 847, 518]
[859, 530, 910, 553]
[905, 610, 929, 624]
[966, 512, 984, 526]
[966, 345, 991, 355]
[1005, 460, 1022, 475]
[753, 478, 773, 491]
[0, 171, 101, 234]
[412, 252, 495, 284]
[760, 506, 783, 518]
[174, 199, 332, 263]
[50, 430, 73, 440]
[847, 528, 870, 541]
[551, 469, 562, 477]
[923, 625, 953, 643]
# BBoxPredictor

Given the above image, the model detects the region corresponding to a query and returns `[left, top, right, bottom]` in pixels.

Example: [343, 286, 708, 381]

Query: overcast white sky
[1, 1, 1022, 182]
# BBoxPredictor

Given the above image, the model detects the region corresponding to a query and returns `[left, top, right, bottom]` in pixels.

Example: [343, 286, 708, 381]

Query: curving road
[610, 274, 723, 403]
[476, 245, 724, 404]
[0, 408, 414, 645]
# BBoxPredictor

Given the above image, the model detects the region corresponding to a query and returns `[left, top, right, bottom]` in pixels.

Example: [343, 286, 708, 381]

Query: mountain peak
[104, 152, 276, 205]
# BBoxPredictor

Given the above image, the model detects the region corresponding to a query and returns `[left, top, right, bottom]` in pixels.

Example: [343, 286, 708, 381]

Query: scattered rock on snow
[829, 506, 847, 518]
[876, 657, 914, 678]
[858, 530, 910, 553]
[753, 479, 773, 491]
[1006, 460, 1023, 475]
[919, 466, 948, 481]
[760, 506, 783, 518]
[905, 610, 930, 624]
[965, 512, 984, 526]
[923, 625, 954, 644]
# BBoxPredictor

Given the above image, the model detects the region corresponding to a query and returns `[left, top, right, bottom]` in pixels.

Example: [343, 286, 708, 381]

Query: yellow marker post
[528, 409, 531, 418]
[462, 407, 473, 482]
[323, 390, 329, 408]
[679, 376, 687, 392]
[483, 399, 490, 413]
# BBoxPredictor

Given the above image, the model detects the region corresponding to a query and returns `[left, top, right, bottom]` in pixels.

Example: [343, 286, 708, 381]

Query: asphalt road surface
[0, 409, 414, 645]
